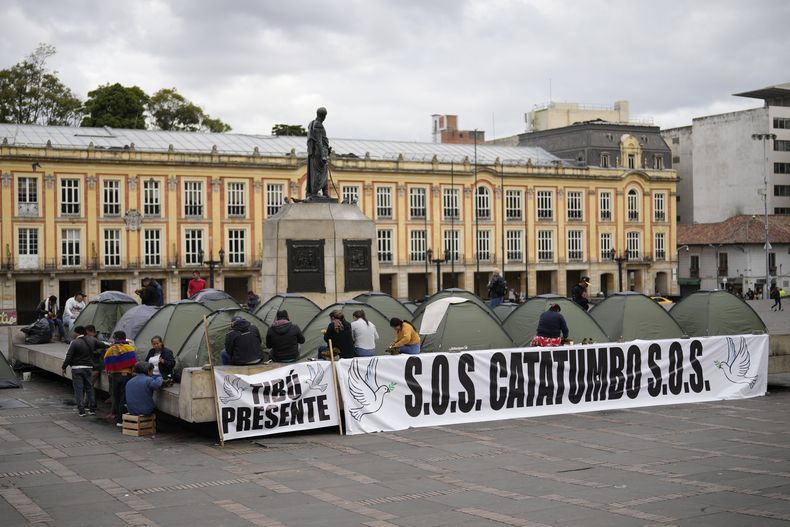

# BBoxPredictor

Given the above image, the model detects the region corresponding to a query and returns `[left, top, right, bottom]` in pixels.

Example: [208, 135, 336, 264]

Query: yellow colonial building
[0, 124, 677, 322]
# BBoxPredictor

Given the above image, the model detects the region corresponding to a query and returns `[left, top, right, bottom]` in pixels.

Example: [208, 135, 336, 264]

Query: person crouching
[530, 303, 569, 347]
[125, 362, 163, 417]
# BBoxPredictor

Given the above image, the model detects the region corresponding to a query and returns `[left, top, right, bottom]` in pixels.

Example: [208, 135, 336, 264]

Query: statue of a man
[307, 107, 330, 198]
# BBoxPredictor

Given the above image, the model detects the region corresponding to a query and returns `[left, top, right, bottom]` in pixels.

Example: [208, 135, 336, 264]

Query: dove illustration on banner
[715, 337, 759, 389]
[347, 358, 396, 421]
[220, 375, 244, 404]
[305, 363, 328, 393]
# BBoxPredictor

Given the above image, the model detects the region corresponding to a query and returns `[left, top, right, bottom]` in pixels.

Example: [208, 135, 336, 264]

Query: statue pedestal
[262, 202, 379, 306]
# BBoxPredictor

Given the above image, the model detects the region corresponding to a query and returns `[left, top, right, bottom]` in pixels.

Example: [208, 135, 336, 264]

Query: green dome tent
[134, 301, 213, 361]
[252, 294, 320, 329]
[72, 291, 137, 340]
[188, 288, 240, 311]
[112, 305, 159, 341]
[175, 308, 269, 373]
[411, 288, 493, 322]
[353, 292, 413, 321]
[301, 301, 392, 361]
[503, 295, 608, 346]
[417, 297, 514, 353]
[669, 290, 766, 336]
[403, 301, 419, 313]
[590, 292, 684, 341]
[493, 302, 520, 321]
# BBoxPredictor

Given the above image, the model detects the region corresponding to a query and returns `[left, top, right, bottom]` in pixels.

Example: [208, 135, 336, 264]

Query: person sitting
[63, 292, 86, 330]
[531, 303, 569, 347]
[321, 310, 354, 359]
[351, 309, 378, 357]
[221, 316, 263, 365]
[245, 291, 261, 312]
[265, 310, 305, 363]
[388, 317, 421, 355]
[37, 295, 66, 342]
[145, 336, 176, 384]
[125, 362, 164, 416]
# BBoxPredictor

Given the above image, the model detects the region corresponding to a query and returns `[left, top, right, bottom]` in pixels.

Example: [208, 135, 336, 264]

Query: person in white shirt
[351, 309, 378, 357]
[63, 292, 86, 329]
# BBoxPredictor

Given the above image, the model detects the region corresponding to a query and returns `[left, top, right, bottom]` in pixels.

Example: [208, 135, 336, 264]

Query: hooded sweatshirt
[266, 319, 305, 362]
[224, 318, 262, 365]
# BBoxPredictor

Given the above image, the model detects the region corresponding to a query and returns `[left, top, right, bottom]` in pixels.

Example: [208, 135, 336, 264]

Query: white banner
[215, 362, 339, 440]
[336, 335, 769, 435]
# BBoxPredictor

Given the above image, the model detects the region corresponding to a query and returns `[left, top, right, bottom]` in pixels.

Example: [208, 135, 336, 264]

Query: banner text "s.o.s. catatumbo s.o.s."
[335, 335, 768, 435]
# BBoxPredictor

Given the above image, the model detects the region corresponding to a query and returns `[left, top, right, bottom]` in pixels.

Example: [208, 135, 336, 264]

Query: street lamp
[676, 244, 689, 295]
[425, 248, 431, 299]
[608, 249, 630, 292]
[200, 249, 225, 289]
[430, 250, 448, 292]
[708, 243, 723, 289]
[752, 133, 777, 299]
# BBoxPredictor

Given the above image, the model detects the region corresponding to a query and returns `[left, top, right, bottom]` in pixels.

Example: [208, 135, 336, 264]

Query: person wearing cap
[63, 291, 86, 330]
[531, 303, 569, 347]
[221, 316, 263, 365]
[571, 276, 590, 311]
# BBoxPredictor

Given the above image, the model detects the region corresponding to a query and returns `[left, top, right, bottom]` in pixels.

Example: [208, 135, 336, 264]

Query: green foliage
[0, 43, 83, 126]
[272, 123, 307, 136]
[81, 83, 149, 129]
[147, 88, 231, 132]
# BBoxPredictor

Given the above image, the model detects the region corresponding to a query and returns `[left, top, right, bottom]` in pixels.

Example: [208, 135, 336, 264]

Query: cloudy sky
[1, 0, 788, 142]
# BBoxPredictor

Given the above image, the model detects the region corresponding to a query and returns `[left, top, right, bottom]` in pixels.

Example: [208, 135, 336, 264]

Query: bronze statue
[307, 107, 330, 198]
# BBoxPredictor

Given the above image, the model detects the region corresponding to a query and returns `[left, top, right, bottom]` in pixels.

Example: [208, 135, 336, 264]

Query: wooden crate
[122, 413, 156, 436]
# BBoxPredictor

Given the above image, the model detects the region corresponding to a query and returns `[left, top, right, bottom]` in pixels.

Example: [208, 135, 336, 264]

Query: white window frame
[342, 185, 360, 205]
[653, 192, 666, 222]
[19, 228, 39, 256]
[410, 230, 426, 263]
[184, 229, 204, 266]
[376, 187, 393, 218]
[227, 229, 246, 265]
[143, 229, 161, 267]
[537, 190, 553, 221]
[377, 229, 393, 264]
[600, 232, 613, 261]
[626, 231, 641, 261]
[17, 177, 38, 216]
[654, 232, 666, 261]
[600, 152, 610, 168]
[567, 191, 583, 221]
[505, 189, 522, 220]
[599, 191, 612, 221]
[567, 230, 583, 262]
[61, 178, 81, 216]
[61, 228, 81, 267]
[627, 189, 639, 221]
[506, 230, 522, 262]
[266, 183, 285, 216]
[476, 230, 491, 262]
[537, 230, 554, 262]
[143, 179, 161, 217]
[627, 153, 636, 169]
[443, 188, 460, 220]
[409, 187, 427, 219]
[102, 179, 121, 217]
[183, 180, 204, 217]
[443, 229, 460, 262]
[653, 155, 664, 170]
[227, 181, 246, 217]
[103, 228, 121, 267]
[476, 186, 490, 220]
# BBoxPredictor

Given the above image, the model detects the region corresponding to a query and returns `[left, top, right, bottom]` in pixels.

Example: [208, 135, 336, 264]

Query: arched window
[476, 186, 490, 219]
[627, 189, 639, 221]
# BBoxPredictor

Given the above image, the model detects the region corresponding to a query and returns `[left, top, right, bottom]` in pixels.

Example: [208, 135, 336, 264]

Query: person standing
[145, 336, 176, 383]
[388, 317, 421, 355]
[63, 292, 86, 330]
[323, 310, 354, 359]
[487, 269, 507, 308]
[125, 362, 163, 416]
[83, 324, 108, 388]
[351, 309, 378, 357]
[221, 317, 263, 365]
[37, 295, 66, 342]
[138, 278, 159, 306]
[307, 107, 331, 198]
[61, 326, 96, 416]
[571, 277, 591, 311]
[531, 304, 569, 347]
[187, 271, 206, 298]
[265, 310, 305, 363]
[103, 330, 137, 426]
[771, 284, 782, 311]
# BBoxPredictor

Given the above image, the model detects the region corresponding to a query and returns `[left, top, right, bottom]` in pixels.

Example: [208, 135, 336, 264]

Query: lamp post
[708, 243, 723, 289]
[200, 249, 225, 289]
[676, 244, 689, 295]
[752, 133, 777, 299]
[430, 251, 447, 292]
[610, 249, 630, 292]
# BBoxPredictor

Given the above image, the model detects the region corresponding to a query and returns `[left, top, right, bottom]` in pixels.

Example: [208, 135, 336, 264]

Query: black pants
[110, 373, 130, 423]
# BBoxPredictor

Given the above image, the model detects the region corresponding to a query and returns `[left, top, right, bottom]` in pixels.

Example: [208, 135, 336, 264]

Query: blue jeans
[110, 373, 130, 423]
[221, 351, 231, 365]
[399, 344, 420, 355]
[71, 368, 95, 413]
[47, 317, 66, 338]
[355, 347, 375, 357]
[489, 296, 504, 308]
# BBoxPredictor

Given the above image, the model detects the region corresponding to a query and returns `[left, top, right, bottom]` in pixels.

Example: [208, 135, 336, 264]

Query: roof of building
[0, 123, 561, 166]
[678, 215, 790, 246]
[734, 82, 790, 100]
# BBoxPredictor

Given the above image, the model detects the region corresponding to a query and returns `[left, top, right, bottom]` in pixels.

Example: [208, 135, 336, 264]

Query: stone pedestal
[262, 202, 379, 306]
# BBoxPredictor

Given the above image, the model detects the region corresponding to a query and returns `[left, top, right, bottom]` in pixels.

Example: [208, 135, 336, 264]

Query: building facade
[1, 124, 677, 322]
[431, 114, 484, 144]
[525, 100, 633, 132]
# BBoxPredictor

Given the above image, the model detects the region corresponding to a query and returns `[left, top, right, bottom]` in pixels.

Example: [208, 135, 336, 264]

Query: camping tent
[301, 301, 392, 361]
[253, 294, 321, 329]
[493, 302, 520, 321]
[403, 301, 419, 313]
[353, 292, 413, 321]
[418, 297, 513, 353]
[411, 288, 493, 321]
[590, 292, 684, 341]
[134, 301, 214, 361]
[175, 308, 269, 372]
[0, 352, 21, 388]
[72, 291, 137, 340]
[112, 305, 160, 341]
[669, 290, 766, 336]
[502, 295, 609, 346]
[188, 288, 240, 311]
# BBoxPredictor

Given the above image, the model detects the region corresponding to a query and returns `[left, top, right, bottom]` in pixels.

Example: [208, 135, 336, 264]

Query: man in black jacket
[61, 326, 96, 416]
[221, 317, 263, 365]
[266, 310, 305, 363]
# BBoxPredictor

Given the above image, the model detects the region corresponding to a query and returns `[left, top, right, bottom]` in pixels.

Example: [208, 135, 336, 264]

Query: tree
[272, 124, 307, 136]
[81, 83, 149, 129]
[147, 88, 231, 132]
[0, 43, 83, 126]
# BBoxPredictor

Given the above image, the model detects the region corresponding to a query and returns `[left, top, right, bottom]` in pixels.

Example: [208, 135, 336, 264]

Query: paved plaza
[0, 299, 789, 527]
